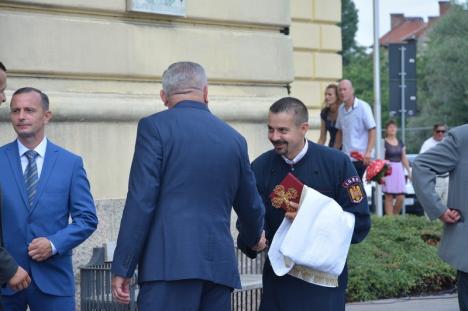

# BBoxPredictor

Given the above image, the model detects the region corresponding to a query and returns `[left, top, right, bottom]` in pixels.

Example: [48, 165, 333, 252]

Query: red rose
[366, 159, 392, 185]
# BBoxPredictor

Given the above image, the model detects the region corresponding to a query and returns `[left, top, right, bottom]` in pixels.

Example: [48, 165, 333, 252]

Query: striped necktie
[24, 150, 39, 207]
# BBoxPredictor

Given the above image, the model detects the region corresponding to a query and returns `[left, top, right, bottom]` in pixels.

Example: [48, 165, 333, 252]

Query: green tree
[407, 2, 468, 150]
[340, 0, 359, 65]
[343, 47, 390, 126]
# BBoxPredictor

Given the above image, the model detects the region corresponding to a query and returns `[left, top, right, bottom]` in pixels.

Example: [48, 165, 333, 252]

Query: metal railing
[80, 246, 265, 311]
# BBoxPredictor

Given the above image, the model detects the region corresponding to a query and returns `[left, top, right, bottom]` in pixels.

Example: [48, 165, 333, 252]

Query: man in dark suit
[0, 62, 31, 294]
[0, 87, 98, 310]
[111, 61, 265, 311]
[0, 188, 31, 291]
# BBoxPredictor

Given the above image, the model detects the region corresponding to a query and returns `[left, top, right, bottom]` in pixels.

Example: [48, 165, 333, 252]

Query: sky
[353, 0, 442, 47]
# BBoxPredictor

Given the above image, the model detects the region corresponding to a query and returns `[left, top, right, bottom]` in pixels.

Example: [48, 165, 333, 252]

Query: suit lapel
[5, 142, 29, 208]
[30, 140, 60, 213]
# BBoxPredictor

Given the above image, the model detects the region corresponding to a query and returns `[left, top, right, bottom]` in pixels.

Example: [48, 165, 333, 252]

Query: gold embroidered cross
[271, 185, 298, 209]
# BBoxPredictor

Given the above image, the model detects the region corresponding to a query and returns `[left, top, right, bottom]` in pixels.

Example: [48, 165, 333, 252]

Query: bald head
[338, 79, 355, 106]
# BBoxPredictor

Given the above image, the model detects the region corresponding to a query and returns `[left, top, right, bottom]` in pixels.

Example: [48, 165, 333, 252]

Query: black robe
[239, 141, 371, 311]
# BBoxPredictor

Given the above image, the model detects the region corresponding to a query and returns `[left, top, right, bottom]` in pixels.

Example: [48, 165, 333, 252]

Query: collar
[343, 97, 359, 112]
[282, 139, 308, 165]
[17, 137, 47, 158]
[173, 100, 210, 112]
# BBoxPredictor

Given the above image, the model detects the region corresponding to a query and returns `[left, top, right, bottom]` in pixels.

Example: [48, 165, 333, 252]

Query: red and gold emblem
[271, 185, 298, 211]
[348, 184, 364, 203]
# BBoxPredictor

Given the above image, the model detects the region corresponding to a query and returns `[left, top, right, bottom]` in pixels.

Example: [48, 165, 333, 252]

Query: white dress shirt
[17, 137, 57, 255]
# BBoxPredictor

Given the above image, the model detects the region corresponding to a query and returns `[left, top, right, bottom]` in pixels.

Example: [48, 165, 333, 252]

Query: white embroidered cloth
[268, 185, 355, 287]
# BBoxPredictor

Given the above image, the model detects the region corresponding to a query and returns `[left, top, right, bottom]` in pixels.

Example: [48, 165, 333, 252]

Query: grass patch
[347, 215, 456, 302]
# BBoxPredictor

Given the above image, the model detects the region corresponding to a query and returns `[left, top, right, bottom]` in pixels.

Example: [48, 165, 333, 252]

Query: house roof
[380, 18, 428, 46]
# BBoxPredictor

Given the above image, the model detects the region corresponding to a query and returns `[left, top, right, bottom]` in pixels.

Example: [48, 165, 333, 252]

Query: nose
[18, 109, 27, 120]
[269, 130, 280, 141]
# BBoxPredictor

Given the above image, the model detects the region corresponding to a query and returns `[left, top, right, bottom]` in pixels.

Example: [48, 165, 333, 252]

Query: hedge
[347, 215, 456, 302]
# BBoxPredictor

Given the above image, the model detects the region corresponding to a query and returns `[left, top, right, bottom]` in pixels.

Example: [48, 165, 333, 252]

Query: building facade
[1, 0, 341, 199]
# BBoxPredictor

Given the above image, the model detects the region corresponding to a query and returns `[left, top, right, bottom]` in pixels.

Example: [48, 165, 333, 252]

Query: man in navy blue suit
[111, 61, 266, 311]
[0, 87, 98, 310]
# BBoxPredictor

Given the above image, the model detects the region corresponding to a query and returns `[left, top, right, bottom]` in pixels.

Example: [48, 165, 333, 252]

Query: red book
[269, 173, 304, 212]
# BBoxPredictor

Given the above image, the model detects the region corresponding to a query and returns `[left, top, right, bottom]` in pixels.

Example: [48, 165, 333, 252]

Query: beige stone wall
[0, 0, 294, 199]
[289, 0, 342, 141]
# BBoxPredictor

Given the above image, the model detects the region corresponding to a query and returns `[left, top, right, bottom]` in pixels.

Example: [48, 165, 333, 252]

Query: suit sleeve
[0, 247, 18, 286]
[233, 139, 265, 259]
[0, 186, 18, 285]
[337, 156, 371, 244]
[413, 132, 460, 220]
[48, 157, 98, 254]
[112, 118, 163, 278]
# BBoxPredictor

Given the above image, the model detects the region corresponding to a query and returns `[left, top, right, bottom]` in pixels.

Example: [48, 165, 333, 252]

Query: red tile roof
[380, 18, 428, 46]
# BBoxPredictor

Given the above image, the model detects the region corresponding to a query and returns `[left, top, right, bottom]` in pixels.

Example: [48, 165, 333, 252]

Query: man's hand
[439, 209, 461, 224]
[28, 237, 52, 262]
[363, 152, 372, 166]
[7, 266, 31, 291]
[285, 201, 299, 221]
[251, 230, 267, 252]
[112, 276, 131, 304]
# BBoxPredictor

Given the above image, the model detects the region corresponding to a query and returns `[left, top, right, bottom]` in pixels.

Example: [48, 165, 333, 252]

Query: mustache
[271, 140, 287, 146]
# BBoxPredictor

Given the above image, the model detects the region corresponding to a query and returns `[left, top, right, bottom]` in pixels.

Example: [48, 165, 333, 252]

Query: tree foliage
[343, 47, 390, 126]
[407, 3, 468, 148]
[340, 0, 359, 65]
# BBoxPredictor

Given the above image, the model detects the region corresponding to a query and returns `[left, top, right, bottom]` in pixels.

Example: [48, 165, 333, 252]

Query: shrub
[347, 215, 456, 302]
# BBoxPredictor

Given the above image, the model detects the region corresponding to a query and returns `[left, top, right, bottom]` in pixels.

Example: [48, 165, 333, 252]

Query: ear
[160, 90, 169, 106]
[300, 122, 310, 135]
[44, 110, 52, 124]
[203, 85, 209, 104]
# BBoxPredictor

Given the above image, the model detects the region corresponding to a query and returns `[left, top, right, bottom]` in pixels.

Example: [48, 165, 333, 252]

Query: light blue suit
[0, 140, 98, 308]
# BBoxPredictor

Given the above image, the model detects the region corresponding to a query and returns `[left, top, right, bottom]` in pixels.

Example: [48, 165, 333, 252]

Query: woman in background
[383, 119, 411, 215]
[317, 84, 340, 148]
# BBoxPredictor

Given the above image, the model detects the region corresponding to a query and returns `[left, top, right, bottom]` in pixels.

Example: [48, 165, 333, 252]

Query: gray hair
[269, 97, 309, 125]
[12, 87, 49, 111]
[162, 62, 207, 96]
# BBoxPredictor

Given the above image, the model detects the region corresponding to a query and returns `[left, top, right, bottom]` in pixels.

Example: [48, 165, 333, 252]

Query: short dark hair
[0, 62, 6, 72]
[432, 123, 447, 132]
[385, 119, 397, 129]
[12, 87, 49, 111]
[269, 97, 308, 125]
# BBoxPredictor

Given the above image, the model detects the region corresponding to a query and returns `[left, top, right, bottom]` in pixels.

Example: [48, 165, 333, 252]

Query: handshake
[251, 230, 268, 252]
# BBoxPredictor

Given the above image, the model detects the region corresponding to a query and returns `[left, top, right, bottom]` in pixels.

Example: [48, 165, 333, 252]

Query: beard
[271, 140, 288, 155]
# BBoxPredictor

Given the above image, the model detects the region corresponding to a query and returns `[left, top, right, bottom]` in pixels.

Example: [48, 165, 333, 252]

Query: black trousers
[352, 161, 367, 180]
[458, 270, 468, 311]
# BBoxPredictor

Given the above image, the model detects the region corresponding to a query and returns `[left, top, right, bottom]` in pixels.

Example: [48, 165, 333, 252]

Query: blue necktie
[24, 150, 39, 207]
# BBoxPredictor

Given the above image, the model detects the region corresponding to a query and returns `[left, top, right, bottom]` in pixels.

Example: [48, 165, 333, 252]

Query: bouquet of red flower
[350, 151, 364, 162]
[365, 159, 392, 185]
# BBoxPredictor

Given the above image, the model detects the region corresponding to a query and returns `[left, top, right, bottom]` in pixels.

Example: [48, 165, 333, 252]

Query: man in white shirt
[334, 79, 376, 178]
[420, 123, 447, 153]
[419, 123, 448, 204]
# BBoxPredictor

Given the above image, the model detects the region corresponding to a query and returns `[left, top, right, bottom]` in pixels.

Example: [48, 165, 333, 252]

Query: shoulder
[252, 149, 275, 170]
[356, 98, 372, 112]
[308, 141, 348, 163]
[47, 140, 82, 162]
[320, 108, 328, 119]
[0, 141, 17, 151]
[449, 124, 468, 142]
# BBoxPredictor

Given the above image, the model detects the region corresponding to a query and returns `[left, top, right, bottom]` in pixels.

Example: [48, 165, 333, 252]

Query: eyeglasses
[436, 130, 446, 134]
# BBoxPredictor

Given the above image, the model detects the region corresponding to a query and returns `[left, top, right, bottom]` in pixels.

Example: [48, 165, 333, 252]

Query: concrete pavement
[346, 293, 459, 311]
